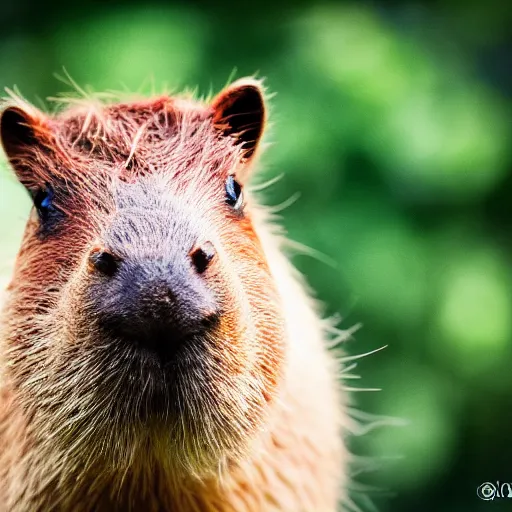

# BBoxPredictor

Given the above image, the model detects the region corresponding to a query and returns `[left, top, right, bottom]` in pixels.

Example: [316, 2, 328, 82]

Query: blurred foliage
[0, 1, 511, 510]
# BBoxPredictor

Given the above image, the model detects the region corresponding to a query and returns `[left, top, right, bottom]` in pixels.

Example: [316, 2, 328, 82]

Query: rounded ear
[0, 104, 51, 185]
[211, 78, 266, 163]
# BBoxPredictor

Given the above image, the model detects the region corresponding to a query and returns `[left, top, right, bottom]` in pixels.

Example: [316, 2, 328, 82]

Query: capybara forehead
[46, 97, 242, 185]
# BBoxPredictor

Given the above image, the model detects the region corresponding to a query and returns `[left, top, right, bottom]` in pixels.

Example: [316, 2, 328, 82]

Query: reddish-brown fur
[0, 79, 350, 511]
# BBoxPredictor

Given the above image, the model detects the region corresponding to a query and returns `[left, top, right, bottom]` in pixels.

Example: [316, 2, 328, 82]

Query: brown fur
[0, 79, 351, 511]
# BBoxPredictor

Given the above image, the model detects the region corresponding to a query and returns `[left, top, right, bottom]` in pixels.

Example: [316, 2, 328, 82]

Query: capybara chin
[0, 78, 350, 511]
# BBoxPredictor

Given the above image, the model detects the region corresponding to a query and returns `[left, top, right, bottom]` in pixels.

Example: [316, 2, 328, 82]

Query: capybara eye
[225, 175, 243, 210]
[33, 186, 56, 223]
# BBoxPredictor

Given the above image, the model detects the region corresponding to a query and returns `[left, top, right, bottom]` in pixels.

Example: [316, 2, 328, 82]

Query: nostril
[89, 248, 120, 277]
[190, 242, 216, 274]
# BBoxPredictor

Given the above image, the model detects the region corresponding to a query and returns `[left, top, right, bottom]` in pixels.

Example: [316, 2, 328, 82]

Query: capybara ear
[0, 104, 52, 186]
[211, 78, 266, 168]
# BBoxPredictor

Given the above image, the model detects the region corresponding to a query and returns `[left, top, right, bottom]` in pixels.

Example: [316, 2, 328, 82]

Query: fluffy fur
[0, 79, 352, 511]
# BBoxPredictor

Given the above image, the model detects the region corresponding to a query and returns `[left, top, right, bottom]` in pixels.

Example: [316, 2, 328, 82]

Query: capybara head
[0, 79, 285, 478]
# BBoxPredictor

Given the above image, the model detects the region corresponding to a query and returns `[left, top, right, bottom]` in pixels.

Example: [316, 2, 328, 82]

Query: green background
[0, 1, 511, 510]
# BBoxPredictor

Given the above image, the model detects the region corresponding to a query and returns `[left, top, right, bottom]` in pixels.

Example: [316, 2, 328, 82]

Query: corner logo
[477, 482, 512, 501]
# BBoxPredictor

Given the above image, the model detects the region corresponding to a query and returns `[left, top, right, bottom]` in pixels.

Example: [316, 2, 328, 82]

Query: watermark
[477, 481, 512, 501]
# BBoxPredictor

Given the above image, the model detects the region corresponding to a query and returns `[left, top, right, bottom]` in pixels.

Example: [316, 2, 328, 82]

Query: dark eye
[225, 175, 243, 210]
[33, 186, 57, 223]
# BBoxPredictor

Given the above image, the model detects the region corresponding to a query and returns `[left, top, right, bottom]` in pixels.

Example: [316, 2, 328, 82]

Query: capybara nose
[189, 241, 216, 274]
[88, 244, 219, 360]
[89, 249, 120, 276]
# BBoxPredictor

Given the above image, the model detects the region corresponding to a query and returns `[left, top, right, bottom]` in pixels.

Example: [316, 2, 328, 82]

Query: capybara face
[0, 80, 286, 476]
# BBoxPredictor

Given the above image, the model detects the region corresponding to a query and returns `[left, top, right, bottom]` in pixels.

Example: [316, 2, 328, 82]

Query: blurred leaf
[51, 7, 207, 93]
[366, 362, 458, 491]
[432, 244, 511, 375]
[293, 5, 511, 202]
